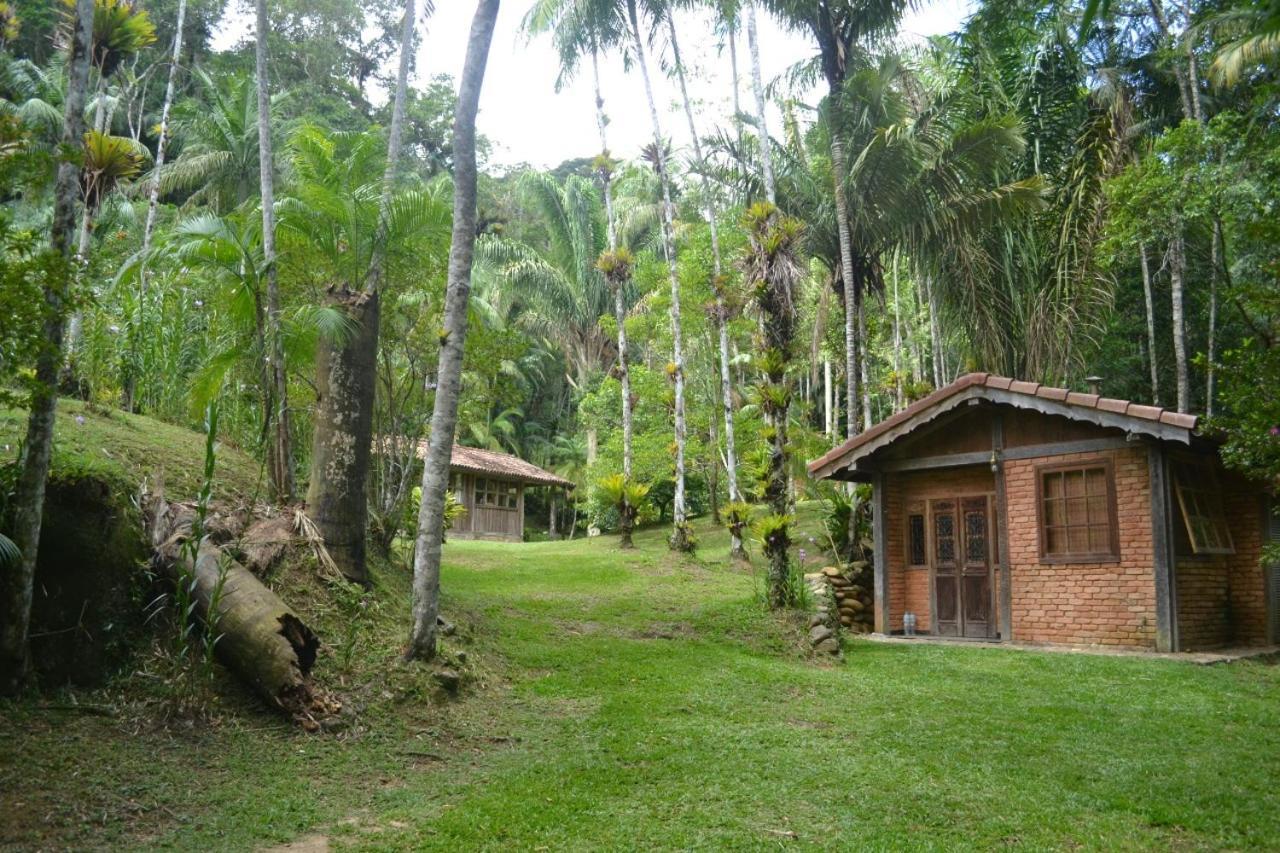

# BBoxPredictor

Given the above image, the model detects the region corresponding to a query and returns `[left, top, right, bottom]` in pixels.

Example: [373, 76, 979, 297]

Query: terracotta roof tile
[409, 441, 574, 488]
[1008, 380, 1040, 395]
[1124, 403, 1163, 421]
[1065, 391, 1100, 407]
[1160, 411, 1198, 429]
[808, 372, 1202, 477]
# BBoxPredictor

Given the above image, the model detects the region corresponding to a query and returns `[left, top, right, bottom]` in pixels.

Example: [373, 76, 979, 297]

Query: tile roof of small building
[808, 372, 1202, 480]
[413, 441, 575, 489]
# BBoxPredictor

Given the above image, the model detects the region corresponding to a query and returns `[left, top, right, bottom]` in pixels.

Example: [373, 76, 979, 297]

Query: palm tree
[623, 0, 694, 552]
[745, 1, 776, 203]
[663, 8, 746, 560]
[768, 0, 908, 436]
[477, 173, 616, 390]
[305, 0, 419, 584]
[1, 0, 93, 696]
[408, 0, 500, 663]
[126, 0, 186, 411]
[159, 71, 265, 213]
[938, 18, 1126, 384]
[1209, 0, 1280, 86]
[524, 0, 637, 508]
[254, 0, 293, 503]
[65, 0, 156, 375]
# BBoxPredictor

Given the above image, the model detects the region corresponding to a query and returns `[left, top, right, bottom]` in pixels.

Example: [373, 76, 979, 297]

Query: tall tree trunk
[0, 0, 93, 696]
[64, 74, 110, 377]
[831, 137, 861, 437]
[591, 49, 633, 481]
[1169, 234, 1190, 413]
[627, 0, 690, 552]
[1147, 0, 1195, 119]
[255, 0, 294, 504]
[407, 0, 497, 662]
[668, 14, 744, 560]
[1207, 218, 1223, 417]
[924, 272, 943, 387]
[727, 20, 746, 164]
[891, 247, 903, 410]
[824, 358, 833, 438]
[1140, 243, 1160, 406]
[857, 286, 871, 429]
[747, 206, 799, 609]
[305, 0, 416, 583]
[127, 0, 188, 410]
[745, 2, 775, 205]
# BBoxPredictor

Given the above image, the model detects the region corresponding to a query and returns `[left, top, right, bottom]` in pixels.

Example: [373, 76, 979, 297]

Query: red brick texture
[876, 434, 1271, 651]
[1175, 471, 1268, 650]
[1003, 447, 1156, 648]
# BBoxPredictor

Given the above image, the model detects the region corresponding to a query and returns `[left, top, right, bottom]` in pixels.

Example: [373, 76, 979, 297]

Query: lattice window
[1038, 461, 1117, 562]
[1172, 461, 1234, 555]
[907, 513, 927, 566]
[475, 477, 518, 509]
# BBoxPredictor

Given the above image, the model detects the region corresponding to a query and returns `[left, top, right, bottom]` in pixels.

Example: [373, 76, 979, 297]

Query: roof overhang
[808, 373, 1200, 482]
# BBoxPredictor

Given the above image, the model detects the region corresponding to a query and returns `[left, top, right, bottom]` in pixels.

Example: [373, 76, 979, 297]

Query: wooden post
[1148, 443, 1177, 652]
[516, 484, 525, 542]
[464, 474, 476, 534]
[872, 471, 889, 635]
[992, 412, 1013, 641]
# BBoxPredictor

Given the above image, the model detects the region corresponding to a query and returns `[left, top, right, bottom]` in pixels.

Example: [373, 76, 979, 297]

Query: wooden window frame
[1171, 458, 1235, 556]
[1035, 458, 1120, 564]
[905, 500, 928, 568]
[474, 477, 518, 510]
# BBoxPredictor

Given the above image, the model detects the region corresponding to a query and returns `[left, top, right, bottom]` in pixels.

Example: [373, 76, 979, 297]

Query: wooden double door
[930, 496, 994, 639]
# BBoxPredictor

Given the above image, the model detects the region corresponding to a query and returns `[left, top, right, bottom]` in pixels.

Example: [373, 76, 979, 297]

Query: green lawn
[4, 513, 1279, 850]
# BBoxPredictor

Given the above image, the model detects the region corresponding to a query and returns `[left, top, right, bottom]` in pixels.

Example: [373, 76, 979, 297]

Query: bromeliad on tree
[740, 201, 804, 609]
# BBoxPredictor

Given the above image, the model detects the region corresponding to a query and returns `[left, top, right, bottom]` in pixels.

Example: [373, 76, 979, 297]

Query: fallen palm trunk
[146, 496, 338, 727]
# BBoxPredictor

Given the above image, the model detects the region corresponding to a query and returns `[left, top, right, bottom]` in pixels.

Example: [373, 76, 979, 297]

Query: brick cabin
[808, 373, 1280, 652]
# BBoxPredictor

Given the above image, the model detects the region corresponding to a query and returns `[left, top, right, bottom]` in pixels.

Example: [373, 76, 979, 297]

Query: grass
[3, 492, 1279, 848]
[0, 399, 264, 503]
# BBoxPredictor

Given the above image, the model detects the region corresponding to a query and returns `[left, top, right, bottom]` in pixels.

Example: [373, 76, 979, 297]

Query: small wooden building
[416, 443, 574, 542]
[808, 373, 1280, 652]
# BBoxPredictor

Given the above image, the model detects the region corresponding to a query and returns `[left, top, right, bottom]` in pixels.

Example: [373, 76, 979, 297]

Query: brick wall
[1176, 560, 1231, 649]
[904, 568, 930, 631]
[1221, 474, 1267, 646]
[1169, 471, 1267, 650]
[879, 442, 1269, 650]
[1003, 447, 1157, 648]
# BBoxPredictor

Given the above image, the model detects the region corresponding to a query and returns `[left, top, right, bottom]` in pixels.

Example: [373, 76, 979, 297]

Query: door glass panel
[935, 512, 955, 564]
[965, 510, 986, 563]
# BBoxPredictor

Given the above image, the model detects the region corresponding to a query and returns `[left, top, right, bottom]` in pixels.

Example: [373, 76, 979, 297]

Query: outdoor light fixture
[989, 450, 1000, 473]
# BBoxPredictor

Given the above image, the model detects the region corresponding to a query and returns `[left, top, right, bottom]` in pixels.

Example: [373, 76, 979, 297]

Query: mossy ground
[2, 409, 1279, 849]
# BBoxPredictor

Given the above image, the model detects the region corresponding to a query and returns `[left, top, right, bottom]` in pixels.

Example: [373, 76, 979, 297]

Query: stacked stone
[803, 572, 841, 655]
[820, 564, 874, 634]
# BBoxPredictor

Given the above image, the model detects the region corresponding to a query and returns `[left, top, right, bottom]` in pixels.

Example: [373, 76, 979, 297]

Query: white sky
[216, 1, 973, 169]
